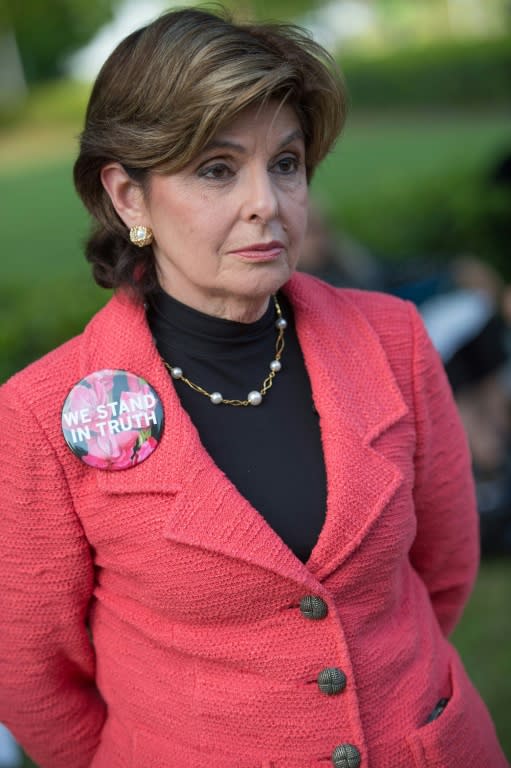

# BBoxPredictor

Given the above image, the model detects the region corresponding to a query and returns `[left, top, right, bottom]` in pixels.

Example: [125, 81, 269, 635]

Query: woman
[0, 8, 507, 768]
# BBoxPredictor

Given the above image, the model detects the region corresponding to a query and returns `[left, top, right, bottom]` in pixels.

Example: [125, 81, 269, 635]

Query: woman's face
[142, 101, 308, 321]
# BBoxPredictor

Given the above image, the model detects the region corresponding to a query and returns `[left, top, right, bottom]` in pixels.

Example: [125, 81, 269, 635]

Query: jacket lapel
[81, 292, 317, 587]
[81, 277, 408, 586]
[286, 275, 408, 581]
[80, 292, 182, 495]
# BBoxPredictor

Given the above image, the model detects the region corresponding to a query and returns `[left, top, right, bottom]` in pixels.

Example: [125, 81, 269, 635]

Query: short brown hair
[74, 6, 347, 298]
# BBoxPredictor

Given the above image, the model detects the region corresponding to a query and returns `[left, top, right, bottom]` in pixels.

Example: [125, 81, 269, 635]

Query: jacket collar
[80, 274, 407, 585]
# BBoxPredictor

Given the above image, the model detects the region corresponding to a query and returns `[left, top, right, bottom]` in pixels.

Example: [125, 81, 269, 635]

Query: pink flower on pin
[85, 430, 141, 470]
[61, 369, 163, 470]
[134, 436, 159, 465]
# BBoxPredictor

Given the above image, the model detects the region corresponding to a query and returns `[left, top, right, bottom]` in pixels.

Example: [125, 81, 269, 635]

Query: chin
[235, 261, 295, 299]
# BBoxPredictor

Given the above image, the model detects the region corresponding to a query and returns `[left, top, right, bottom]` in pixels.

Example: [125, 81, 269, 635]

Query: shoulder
[1, 293, 126, 396]
[291, 270, 410, 314]
[1, 334, 83, 408]
[0, 334, 85, 477]
[340, 286, 422, 361]
[339, 285, 412, 329]
[288, 273, 439, 398]
[290, 271, 417, 347]
[0, 297, 116, 444]
[302, 278, 454, 416]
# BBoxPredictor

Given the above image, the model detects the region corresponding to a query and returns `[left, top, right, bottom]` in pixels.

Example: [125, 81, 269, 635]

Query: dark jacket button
[299, 595, 328, 620]
[332, 744, 361, 768]
[318, 667, 347, 695]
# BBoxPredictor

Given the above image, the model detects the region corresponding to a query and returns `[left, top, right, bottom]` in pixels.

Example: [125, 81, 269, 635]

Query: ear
[100, 163, 148, 228]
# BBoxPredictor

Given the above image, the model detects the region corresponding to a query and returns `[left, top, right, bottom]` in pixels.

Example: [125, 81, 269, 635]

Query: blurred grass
[452, 558, 511, 757]
[315, 111, 511, 207]
[1, 110, 510, 287]
[0, 87, 89, 284]
[312, 110, 511, 259]
[0, 159, 89, 283]
[1, 100, 509, 764]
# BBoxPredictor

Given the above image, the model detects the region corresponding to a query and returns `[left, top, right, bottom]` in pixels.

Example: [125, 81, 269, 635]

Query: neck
[209, 299, 271, 323]
[156, 287, 272, 324]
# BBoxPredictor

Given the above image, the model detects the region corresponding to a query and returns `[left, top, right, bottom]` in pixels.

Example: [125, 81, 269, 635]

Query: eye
[198, 162, 234, 180]
[272, 155, 300, 174]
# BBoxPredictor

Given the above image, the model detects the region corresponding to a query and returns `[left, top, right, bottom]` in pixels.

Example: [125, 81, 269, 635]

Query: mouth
[230, 241, 286, 262]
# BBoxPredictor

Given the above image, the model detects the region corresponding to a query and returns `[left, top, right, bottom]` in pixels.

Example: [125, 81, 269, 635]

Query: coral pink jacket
[0, 273, 507, 768]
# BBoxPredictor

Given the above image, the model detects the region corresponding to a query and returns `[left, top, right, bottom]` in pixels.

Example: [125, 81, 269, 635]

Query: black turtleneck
[147, 289, 326, 564]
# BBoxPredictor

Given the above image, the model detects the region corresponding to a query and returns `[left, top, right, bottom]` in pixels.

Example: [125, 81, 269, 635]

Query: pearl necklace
[162, 295, 287, 406]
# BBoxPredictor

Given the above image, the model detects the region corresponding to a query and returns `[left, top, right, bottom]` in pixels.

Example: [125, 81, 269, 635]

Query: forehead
[203, 101, 304, 152]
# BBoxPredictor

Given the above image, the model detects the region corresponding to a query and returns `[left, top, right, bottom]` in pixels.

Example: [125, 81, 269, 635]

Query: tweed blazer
[0, 273, 507, 768]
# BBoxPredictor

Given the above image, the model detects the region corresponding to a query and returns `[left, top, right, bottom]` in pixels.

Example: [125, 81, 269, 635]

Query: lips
[230, 241, 285, 261]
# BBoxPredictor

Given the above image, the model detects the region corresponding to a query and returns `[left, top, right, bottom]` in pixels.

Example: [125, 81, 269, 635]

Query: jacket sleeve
[407, 301, 479, 637]
[0, 380, 106, 768]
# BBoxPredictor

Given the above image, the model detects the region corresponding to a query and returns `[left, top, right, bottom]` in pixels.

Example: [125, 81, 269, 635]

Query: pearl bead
[275, 317, 287, 330]
[270, 359, 281, 372]
[171, 367, 183, 379]
[210, 391, 223, 405]
[247, 390, 262, 406]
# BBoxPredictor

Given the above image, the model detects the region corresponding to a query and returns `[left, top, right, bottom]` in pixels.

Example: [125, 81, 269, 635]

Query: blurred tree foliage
[4, 0, 116, 83]
[0, 279, 106, 383]
[331, 163, 511, 280]
[3, 0, 327, 85]
[229, 0, 318, 19]
[341, 36, 511, 109]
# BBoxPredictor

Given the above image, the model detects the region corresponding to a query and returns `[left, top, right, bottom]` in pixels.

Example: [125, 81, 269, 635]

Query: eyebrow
[202, 129, 305, 155]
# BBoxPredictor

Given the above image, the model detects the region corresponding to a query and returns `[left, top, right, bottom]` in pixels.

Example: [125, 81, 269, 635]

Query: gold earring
[129, 225, 153, 248]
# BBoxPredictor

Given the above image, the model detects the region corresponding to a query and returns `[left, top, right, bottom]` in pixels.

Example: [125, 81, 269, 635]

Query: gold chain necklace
[162, 295, 287, 407]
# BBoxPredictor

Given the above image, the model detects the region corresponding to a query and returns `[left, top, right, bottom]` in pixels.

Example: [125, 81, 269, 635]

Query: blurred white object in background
[300, 0, 376, 50]
[419, 289, 494, 364]
[67, 0, 181, 82]
[0, 725, 21, 768]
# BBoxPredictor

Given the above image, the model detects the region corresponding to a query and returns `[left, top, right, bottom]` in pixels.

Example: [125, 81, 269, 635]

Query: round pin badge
[61, 369, 164, 470]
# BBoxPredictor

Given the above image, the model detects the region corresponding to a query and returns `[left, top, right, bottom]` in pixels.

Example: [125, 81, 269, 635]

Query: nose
[240, 166, 279, 223]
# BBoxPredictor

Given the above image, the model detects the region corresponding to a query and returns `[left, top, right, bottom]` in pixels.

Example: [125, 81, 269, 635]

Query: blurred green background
[1, 1, 510, 765]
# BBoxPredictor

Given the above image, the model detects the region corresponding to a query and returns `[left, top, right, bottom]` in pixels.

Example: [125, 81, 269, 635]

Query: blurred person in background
[0, 7, 507, 768]
[300, 206, 511, 558]
[299, 203, 383, 289]
[301, 207, 511, 555]
[419, 257, 511, 557]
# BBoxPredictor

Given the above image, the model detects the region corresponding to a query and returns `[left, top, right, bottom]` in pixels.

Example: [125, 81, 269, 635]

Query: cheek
[185, 195, 233, 241]
[288, 196, 309, 239]
[149, 184, 203, 238]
